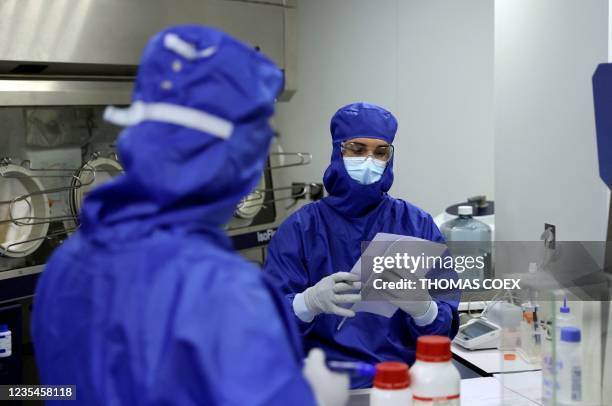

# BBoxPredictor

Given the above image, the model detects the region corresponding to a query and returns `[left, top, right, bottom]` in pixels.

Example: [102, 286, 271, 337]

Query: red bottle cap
[416, 335, 452, 362]
[373, 361, 410, 390]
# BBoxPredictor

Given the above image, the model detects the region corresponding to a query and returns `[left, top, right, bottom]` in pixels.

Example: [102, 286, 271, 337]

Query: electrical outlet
[544, 223, 556, 249]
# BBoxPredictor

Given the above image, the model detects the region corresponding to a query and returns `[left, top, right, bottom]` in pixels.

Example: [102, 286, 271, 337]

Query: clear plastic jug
[440, 205, 492, 282]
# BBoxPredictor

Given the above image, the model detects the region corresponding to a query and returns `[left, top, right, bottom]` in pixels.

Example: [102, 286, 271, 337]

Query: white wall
[495, 0, 610, 241]
[395, 0, 494, 216]
[275, 0, 494, 217]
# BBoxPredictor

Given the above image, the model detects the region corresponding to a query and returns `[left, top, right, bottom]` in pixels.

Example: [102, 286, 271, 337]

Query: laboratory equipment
[234, 176, 266, 220]
[0, 1, 298, 104]
[410, 336, 460, 405]
[440, 205, 492, 242]
[517, 303, 543, 364]
[542, 335, 556, 405]
[454, 318, 501, 350]
[542, 295, 575, 405]
[434, 195, 495, 235]
[486, 300, 523, 327]
[0, 0, 302, 295]
[496, 302, 523, 355]
[0, 304, 22, 385]
[69, 156, 123, 220]
[556, 298, 577, 342]
[370, 362, 412, 406]
[0, 324, 11, 357]
[0, 107, 123, 301]
[557, 327, 583, 404]
[227, 151, 320, 260]
[0, 162, 50, 257]
[440, 205, 492, 284]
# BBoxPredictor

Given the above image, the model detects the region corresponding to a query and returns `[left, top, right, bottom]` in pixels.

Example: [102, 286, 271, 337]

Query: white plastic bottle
[0, 324, 11, 358]
[557, 327, 582, 405]
[556, 298, 576, 341]
[370, 361, 412, 406]
[541, 326, 556, 405]
[543, 298, 579, 405]
[411, 336, 460, 405]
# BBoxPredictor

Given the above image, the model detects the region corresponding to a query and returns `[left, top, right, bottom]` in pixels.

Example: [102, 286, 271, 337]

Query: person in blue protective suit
[263, 102, 460, 389]
[31, 26, 320, 406]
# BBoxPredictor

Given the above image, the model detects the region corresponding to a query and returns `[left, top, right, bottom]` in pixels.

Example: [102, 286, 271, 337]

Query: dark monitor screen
[461, 321, 496, 339]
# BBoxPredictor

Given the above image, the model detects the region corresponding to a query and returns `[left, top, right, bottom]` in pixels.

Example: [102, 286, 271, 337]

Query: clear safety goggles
[340, 141, 394, 162]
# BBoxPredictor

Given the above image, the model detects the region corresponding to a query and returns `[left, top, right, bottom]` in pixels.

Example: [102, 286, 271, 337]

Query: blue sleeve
[404, 300, 460, 339]
[178, 270, 317, 406]
[425, 213, 446, 243]
[263, 212, 315, 335]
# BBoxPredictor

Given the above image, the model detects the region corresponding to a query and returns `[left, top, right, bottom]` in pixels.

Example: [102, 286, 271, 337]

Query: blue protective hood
[322, 103, 398, 217]
[80, 25, 283, 242]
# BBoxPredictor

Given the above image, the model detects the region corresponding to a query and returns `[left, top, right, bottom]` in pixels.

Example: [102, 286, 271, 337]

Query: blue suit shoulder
[388, 195, 435, 220]
[273, 200, 322, 235]
[385, 195, 444, 242]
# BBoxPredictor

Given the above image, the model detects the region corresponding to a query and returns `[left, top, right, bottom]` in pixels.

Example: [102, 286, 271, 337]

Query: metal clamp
[266, 152, 312, 170]
[4, 226, 78, 252]
[238, 184, 309, 210]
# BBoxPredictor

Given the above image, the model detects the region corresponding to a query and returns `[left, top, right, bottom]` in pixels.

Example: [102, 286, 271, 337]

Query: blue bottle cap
[0, 324, 8, 332]
[560, 297, 570, 314]
[560, 327, 581, 343]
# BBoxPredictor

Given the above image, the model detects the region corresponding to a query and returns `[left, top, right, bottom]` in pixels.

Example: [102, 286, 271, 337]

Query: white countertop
[451, 342, 542, 374]
[347, 376, 541, 406]
[494, 371, 543, 405]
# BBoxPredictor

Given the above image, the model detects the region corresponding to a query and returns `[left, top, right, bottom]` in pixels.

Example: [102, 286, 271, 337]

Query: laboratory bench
[345, 344, 543, 405]
[451, 343, 541, 376]
[347, 373, 543, 406]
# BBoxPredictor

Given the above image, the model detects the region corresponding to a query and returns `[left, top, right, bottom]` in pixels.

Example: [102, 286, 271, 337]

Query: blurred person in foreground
[32, 25, 347, 406]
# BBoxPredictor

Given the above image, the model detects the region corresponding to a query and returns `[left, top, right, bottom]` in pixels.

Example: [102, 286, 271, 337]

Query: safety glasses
[340, 141, 394, 162]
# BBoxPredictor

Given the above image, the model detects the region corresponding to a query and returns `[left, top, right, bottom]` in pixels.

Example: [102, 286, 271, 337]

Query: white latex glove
[362, 241, 438, 326]
[376, 267, 432, 316]
[303, 348, 350, 406]
[300, 272, 361, 320]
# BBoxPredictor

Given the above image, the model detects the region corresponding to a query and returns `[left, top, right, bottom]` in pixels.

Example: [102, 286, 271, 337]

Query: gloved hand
[303, 348, 349, 406]
[374, 266, 433, 317]
[362, 240, 438, 326]
[294, 272, 361, 322]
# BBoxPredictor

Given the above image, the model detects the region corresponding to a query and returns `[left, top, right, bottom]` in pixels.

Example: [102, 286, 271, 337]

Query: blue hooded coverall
[31, 26, 317, 406]
[263, 103, 460, 388]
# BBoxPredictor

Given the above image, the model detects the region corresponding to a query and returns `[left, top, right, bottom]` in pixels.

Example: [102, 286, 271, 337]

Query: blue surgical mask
[343, 157, 387, 185]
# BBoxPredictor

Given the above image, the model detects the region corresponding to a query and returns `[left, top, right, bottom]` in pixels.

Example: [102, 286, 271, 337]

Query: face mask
[343, 157, 387, 185]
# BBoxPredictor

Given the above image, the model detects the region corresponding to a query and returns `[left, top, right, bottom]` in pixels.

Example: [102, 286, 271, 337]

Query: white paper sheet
[337, 232, 448, 329]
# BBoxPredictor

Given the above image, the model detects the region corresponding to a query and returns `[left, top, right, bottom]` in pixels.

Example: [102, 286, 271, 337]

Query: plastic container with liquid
[440, 206, 492, 281]
[558, 327, 582, 404]
[370, 361, 412, 406]
[411, 336, 460, 405]
[556, 298, 577, 341]
[542, 297, 577, 404]
[497, 302, 523, 359]
[517, 304, 543, 363]
[440, 205, 492, 242]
